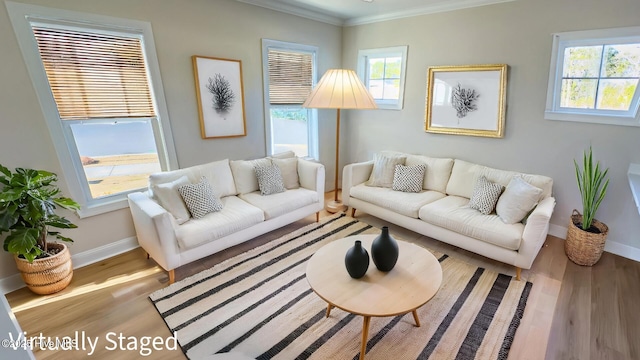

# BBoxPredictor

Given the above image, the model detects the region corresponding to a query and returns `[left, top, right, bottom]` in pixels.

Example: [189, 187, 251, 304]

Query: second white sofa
[343, 151, 555, 278]
[128, 152, 325, 283]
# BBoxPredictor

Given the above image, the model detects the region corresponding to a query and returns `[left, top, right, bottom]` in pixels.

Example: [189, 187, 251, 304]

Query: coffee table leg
[326, 304, 334, 318]
[360, 316, 371, 360]
[412, 309, 421, 327]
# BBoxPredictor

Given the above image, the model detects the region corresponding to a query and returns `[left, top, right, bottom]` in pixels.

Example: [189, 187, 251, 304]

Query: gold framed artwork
[192, 55, 247, 139]
[425, 64, 507, 138]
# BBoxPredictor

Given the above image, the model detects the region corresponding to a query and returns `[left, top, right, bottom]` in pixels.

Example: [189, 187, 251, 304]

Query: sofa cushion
[272, 157, 300, 189]
[175, 196, 264, 250]
[419, 196, 524, 250]
[446, 159, 554, 200]
[350, 183, 445, 218]
[468, 176, 504, 215]
[496, 176, 543, 224]
[445, 160, 484, 198]
[230, 158, 272, 194]
[149, 159, 237, 198]
[392, 164, 426, 193]
[239, 188, 319, 220]
[367, 153, 406, 188]
[255, 164, 286, 195]
[154, 175, 191, 224]
[405, 155, 454, 193]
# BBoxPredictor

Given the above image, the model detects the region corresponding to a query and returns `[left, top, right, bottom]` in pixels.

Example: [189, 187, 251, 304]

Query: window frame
[261, 39, 319, 159]
[357, 46, 408, 110]
[6, 2, 178, 217]
[545, 26, 640, 126]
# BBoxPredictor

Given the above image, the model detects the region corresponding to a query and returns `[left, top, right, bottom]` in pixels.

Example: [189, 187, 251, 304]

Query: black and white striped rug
[150, 213, 532, 359]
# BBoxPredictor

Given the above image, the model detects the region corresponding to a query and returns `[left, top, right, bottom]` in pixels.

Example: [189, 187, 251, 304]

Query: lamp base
[325, 200, 347, 214]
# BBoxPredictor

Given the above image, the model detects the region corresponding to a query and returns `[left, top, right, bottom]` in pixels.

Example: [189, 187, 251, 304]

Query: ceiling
[235, 0, 515, 26]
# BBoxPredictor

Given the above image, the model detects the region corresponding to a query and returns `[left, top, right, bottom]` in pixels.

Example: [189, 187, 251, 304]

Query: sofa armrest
[518, 196, 556, 268]
[342, 161, 373, 206]
[127, 192, 180, 271]
[298, 158, 325, 196]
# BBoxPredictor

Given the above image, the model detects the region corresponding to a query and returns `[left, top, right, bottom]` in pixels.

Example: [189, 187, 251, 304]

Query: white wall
[0, 0, 341, 280]
[342, 0, 640, 253]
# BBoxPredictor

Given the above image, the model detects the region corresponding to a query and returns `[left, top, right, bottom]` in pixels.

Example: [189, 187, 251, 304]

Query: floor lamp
[303, 69, 377, 213]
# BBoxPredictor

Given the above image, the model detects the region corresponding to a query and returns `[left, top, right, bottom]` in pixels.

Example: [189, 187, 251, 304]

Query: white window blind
[32, 26, 156, 120]
[267, 49, 313, 105]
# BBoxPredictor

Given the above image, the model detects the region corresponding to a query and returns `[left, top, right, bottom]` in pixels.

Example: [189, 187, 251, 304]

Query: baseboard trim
[547, 224, 640, 262]
[1, 237, 139, 295]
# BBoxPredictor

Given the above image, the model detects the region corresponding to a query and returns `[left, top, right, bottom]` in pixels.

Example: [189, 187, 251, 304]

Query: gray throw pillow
[255, 164, 286, 195]
[392, 164, 426, 193]
[178, 176, 223, 219]
[468, 176, 504, 215]
[367, 153, 407, 188]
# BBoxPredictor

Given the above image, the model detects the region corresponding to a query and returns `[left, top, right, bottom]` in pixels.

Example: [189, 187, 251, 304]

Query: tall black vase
[371, 226, 399, 272]
[344, 240, 370, 279]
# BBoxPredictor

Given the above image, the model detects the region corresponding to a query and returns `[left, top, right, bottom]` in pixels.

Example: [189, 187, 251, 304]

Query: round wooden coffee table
[306, 234, 442, 360]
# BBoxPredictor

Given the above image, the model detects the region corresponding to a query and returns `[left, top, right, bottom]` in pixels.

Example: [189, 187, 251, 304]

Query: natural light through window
[357, 46, 408, 110]
[545, 26, 640, 126]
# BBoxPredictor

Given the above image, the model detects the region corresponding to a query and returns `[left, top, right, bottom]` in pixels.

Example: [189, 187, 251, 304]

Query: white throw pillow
[468, 176, 504, 215]
[255, 164, 286, 195]
[230, 158, 272, 194]
[366, 153, 407, 188]
[496, 176, 543, 224]
[272, 157, 299, 189]
[178, 176, 224, 219]
[154, 175, 191, 224]
[392, 164, 426, 193]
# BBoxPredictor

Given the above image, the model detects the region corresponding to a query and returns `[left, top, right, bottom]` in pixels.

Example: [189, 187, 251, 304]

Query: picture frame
[425, 64, 507, 138]
[192, 55, 247, 139]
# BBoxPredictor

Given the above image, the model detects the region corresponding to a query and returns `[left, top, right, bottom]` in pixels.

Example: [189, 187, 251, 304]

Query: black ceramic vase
[344, 240, 370, 279]
[371, 226, 399, 272]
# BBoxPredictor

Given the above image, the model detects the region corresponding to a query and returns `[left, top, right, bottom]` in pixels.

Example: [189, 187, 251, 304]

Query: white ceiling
[235, 0, 516, 26]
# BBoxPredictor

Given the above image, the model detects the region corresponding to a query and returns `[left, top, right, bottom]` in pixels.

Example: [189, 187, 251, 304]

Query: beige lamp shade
[303, 69, 377, 110]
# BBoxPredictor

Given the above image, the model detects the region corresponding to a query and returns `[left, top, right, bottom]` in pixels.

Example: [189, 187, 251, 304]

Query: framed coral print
[192, 55, 247, 138]
[425, 64, 507, 138]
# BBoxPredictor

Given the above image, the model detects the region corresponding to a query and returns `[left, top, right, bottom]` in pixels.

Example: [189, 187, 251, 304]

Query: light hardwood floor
[6, 193, 640, 359]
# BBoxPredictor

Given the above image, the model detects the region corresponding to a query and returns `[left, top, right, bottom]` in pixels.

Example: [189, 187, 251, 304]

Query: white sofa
[343, 151, 555, 278]
[128, 152, 325, 283]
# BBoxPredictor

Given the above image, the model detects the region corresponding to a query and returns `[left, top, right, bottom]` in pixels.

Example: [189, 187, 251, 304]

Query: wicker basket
[14, 242, 73, 295]
[564, 209, 609, 266]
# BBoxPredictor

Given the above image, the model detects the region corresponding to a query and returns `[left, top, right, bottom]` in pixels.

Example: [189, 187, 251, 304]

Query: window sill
[77, 196, 131, 218]
[545, 111, 640, 127]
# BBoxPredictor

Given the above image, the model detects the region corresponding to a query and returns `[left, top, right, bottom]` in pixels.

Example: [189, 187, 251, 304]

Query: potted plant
[0, 165, 80, 294]
[564, 147, 610, 266]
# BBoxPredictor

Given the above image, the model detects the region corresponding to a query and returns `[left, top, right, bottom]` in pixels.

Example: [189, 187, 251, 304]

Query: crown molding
[235, 0, 345, 26]
[344, 0, 517, 26]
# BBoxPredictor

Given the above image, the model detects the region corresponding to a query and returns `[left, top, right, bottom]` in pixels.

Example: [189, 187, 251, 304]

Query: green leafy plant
[574, 147, 609, 231]
[0, 165, 80, 262]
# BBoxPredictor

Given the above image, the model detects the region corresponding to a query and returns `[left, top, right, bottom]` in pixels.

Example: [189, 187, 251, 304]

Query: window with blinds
[267, 49, 313, 105]
[32, 25, 156, 120]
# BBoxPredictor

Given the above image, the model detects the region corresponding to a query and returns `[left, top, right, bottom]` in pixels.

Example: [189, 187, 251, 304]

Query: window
[262, 39, 318, 159]
[7, 3, 178, 217]
[357, 46, 408, 110]
[545, 26, 640, 126]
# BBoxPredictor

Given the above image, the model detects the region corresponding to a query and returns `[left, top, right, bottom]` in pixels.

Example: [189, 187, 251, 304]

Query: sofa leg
[316, 212, 320, 222]
[351, 208, 356, 217]
[515, 267, 521, 281]
[168, 269, 175, 284]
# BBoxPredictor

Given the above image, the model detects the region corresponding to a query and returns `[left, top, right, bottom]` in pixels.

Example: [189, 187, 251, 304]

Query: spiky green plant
[574, 147, 609, 231]
[0, 165, 80, 262]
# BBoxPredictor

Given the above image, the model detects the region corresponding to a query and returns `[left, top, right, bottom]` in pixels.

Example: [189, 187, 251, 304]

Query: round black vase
[371, 226, 399, 272]
[344, 240, 370, 279]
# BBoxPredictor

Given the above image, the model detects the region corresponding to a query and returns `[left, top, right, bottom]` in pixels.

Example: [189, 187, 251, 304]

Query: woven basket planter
[14, 242, 73, 295]
[565, 210, 609, 266]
